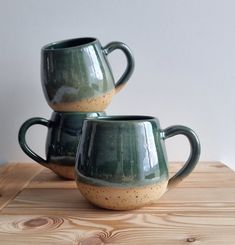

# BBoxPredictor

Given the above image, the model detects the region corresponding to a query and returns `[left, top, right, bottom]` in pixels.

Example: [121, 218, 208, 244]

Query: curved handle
[162, 125, 201, 189]
[18, 117, 51, 165]
[103, 42, 135, 93]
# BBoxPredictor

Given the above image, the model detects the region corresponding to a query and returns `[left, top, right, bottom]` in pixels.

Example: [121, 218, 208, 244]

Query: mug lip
[84, 115, 159, 123]
[42, 37, 98, 51]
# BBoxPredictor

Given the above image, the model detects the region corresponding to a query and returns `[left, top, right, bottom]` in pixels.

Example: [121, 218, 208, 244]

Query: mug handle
[18, 117, 51, 165]
[161, 125, 201, 189]
[103, 42, 135, 93]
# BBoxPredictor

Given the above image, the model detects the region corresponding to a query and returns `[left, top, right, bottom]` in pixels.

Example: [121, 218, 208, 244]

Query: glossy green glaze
[75, 116, 201, 210]
[18, 111, 105, 179]
[41, 37, 135, 112]
[76, 116, 168, 187]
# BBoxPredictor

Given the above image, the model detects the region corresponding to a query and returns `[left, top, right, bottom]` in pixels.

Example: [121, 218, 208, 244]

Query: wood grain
[0, 163, 43, 210]
[2, 187, 235, 214]
[0, 212, 235, 244]
[26, 168, 76, 189]
[168, 161, 233, 173]
[0, 162, 234, 245]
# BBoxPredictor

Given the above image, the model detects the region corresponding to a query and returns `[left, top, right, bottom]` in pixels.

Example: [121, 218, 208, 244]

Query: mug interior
[43, 37, 96, 50]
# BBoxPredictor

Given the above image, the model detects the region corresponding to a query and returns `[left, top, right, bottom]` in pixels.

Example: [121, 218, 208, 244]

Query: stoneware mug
[18, 112, 105, 179]
[41, 37, 135, 112]
[75, 116, 201, 210]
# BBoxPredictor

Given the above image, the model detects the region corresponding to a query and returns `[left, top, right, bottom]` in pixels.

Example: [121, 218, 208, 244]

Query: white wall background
[0, 0, 234, 169]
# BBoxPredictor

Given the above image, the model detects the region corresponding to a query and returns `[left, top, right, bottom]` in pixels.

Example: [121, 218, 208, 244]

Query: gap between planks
[0, 163, 43, 210]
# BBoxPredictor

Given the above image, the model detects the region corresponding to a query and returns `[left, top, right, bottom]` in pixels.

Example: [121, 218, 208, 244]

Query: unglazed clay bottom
[45, 163, 75, 180]
[77, 181, 168, 210]
[49, 89, 115, 112]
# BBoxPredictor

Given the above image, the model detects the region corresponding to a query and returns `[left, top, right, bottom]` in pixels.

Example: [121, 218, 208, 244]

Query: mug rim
[84, 115, 158, 123]
[42, 37, 98, 51]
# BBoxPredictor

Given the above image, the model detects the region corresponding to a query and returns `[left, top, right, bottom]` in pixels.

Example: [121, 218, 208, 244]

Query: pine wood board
[26, 168, 76, 189]
[0, 163, 43, 210]
[25, 161, 234, 189]
[26, 170, 235, 189]
[0, 162, 235, 245]
[2, 187, 235, 214]
[168, 161, 232, 173]
[0, 212, 235, 245]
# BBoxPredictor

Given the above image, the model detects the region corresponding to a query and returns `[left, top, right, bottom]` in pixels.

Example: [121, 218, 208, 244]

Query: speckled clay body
[18, 112, 105, 179]
[41, 37, 134, 112]
[75, 116, 201, 210]
[77, 181, 168, 210]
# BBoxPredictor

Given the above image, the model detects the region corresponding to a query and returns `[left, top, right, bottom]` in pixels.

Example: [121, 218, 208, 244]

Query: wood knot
[186, 237, 197, 243]
[21, 216, 64, 231]
[79, 237, 103, 245]
[23, 218, 48, 228]
[79, 231, 113, 244]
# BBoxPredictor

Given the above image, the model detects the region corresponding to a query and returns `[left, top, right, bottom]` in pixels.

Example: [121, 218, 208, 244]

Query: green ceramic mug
[18, 111, 105, 179]
[75, 116, 201, 210]
[41, 37, 135, 112]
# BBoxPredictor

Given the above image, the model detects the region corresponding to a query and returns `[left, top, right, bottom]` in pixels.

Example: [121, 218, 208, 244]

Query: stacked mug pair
[18, 37, 201, 210]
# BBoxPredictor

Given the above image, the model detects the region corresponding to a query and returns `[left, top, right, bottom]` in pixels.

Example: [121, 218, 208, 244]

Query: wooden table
[0, 162, 234, 244]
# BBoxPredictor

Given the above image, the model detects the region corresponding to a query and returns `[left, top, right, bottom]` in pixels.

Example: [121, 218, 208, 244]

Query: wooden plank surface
[27, 169, 235, 189]
[0, 162, 235, 245]
[2, 187, 235, 214]
[168, 161, 233, 173]
[0, 163, 43, 210]
[25, 161, 234, 189]
[0, 212, 235, 245]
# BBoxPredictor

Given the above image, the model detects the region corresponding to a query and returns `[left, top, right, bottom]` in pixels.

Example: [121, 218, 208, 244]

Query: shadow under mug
[18, 111, 105, 179]
[75, 115, 201, 210]
[41, 37, 135, 112]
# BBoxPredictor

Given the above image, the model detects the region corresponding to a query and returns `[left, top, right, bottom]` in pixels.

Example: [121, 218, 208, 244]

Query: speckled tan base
[43, 163, 75, 180]
[76, 181, 168, 210]
[49, 89, 115, 112]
